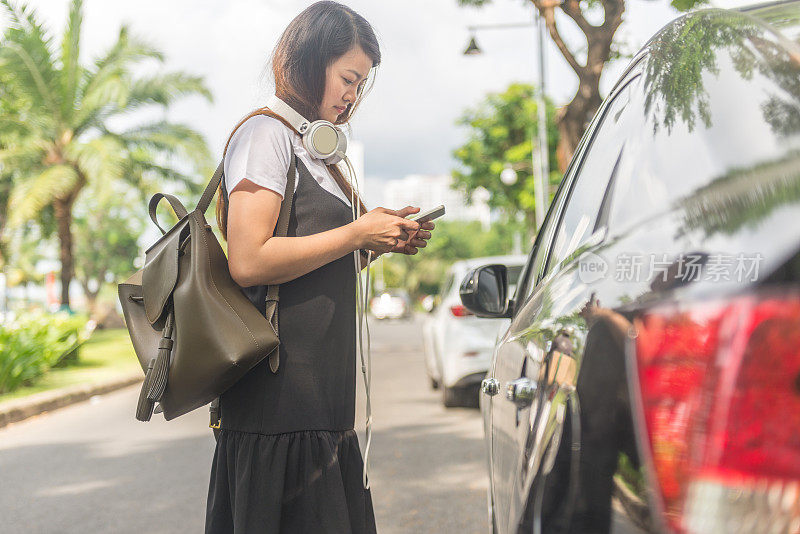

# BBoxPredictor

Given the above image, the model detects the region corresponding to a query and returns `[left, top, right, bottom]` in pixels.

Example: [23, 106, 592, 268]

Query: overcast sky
[3, 0, 749, 206]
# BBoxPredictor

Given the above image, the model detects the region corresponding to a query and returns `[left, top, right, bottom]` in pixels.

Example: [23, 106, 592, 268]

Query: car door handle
[481, 377, 500, 396]
[505, 377, 537, 408]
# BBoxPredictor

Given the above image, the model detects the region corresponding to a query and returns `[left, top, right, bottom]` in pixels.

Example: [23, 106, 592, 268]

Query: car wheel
[443, 385, 461, 407]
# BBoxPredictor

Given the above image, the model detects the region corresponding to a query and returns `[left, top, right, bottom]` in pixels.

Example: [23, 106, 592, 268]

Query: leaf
[6, 164, 79, 229]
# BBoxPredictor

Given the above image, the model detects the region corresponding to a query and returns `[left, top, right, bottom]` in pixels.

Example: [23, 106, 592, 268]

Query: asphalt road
[0, 313, 489, 534]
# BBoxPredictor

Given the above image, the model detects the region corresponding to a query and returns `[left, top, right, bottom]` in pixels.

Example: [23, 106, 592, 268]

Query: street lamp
[463, 8, 550, 231]
[463, 35, 481, 55]
[500, 163, 517, 186]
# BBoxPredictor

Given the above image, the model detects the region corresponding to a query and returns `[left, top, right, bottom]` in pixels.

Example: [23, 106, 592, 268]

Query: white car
[422, 254, 526, 407]
[370, 289, 412, 320]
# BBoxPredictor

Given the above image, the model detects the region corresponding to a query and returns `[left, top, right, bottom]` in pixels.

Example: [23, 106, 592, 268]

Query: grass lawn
[0, 328, 141, 405]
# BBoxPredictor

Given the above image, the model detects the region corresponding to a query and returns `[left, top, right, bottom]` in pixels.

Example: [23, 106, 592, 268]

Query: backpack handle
[196, 159, 225, 215]
[148, 193, 189, 236]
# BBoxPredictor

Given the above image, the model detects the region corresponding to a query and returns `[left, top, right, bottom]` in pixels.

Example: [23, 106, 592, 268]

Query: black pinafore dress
[205, 154, 377, 534]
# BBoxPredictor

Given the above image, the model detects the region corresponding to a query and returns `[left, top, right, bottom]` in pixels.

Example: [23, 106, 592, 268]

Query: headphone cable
[344, 154, 374, 490]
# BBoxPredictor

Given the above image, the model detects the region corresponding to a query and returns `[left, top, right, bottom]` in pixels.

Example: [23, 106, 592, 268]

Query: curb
[0, 371, 143, 430]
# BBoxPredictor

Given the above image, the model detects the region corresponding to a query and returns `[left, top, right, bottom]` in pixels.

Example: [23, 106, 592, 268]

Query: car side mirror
[459, 264, 512, 318]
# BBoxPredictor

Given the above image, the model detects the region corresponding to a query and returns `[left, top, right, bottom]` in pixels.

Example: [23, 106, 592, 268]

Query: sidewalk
[0, 370, 143, 429]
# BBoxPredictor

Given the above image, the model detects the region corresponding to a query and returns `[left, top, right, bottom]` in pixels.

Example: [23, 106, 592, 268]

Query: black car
[460, 2, 800, 533]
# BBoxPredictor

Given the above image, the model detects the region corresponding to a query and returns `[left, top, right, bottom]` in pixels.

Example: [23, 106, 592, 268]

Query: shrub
[0, 309, 93, 394]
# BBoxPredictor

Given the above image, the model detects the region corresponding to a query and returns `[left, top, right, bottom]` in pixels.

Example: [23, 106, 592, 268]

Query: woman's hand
[386, 206, 435, 255]
[353, 206, 423, 253]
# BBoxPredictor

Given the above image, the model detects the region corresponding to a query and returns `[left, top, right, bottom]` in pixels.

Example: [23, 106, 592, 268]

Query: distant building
[344, 140, 365, 193]
[383, 173, 493, 230]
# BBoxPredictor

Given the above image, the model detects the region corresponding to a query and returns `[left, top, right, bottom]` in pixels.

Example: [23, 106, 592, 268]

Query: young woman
[205, 2, 435, 532]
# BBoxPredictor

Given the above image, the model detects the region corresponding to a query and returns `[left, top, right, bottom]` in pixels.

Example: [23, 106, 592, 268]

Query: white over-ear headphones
[266, 95, 348, 165]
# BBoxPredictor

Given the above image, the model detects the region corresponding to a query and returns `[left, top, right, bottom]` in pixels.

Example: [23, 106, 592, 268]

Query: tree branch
[532, 0, 585, 75]
[580, 0, 623, 75]
[600, 0, 625, 34]
[561, 0, 595, 35]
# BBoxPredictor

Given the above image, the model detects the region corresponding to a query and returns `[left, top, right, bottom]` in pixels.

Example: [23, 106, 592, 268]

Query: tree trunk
[53, 197, 76, 310]
[85, 293, 98, 316]
[78, 277, 101, 316]
[556, 76, 602, 172]
[531, 0, 624, 171]
[50, 157, 89, 312]
[53, 171, 86, 311]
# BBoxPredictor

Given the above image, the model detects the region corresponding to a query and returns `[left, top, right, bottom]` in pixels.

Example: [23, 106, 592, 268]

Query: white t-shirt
[223, 114, 352, 208]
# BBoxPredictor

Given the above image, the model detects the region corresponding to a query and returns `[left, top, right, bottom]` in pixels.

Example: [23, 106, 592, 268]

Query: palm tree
[0, 0, 213, 310]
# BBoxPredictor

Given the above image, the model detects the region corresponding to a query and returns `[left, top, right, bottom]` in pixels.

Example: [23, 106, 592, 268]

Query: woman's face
[320, 45, 373, 123]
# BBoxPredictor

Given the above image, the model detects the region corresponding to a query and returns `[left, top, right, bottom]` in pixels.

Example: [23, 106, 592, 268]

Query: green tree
[1, 225, 47, 304]
[0, 0, 213, 309]
[451, 82, 560, 242]
[72, 182, 143, 314]
[457, 0, 706, 171]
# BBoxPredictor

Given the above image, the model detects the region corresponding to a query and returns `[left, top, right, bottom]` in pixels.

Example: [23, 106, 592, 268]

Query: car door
[486, 63, 644, 534]
[425, 270, 456, 382]
[486, 168, 569, 534]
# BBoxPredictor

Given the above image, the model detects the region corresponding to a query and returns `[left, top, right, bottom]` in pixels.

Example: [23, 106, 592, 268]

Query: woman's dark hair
[216, 1, 381, 241]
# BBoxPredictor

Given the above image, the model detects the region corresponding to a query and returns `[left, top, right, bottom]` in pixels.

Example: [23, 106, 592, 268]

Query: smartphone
[408, 204, 445, 224]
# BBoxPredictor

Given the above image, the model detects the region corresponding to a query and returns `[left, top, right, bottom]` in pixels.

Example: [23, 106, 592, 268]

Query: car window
[441, 272, 455, 297]
[506, 264, 523, 297]
[513, 73, 643, 309]
[545, 75, 641, 275]
[511, 246, 537, 305]
[514, 170, 573, 307]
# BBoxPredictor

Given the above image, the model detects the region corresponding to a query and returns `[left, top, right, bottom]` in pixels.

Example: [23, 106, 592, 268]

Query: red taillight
[631, 290, 800, 532]
[450, 304, 473, 317]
